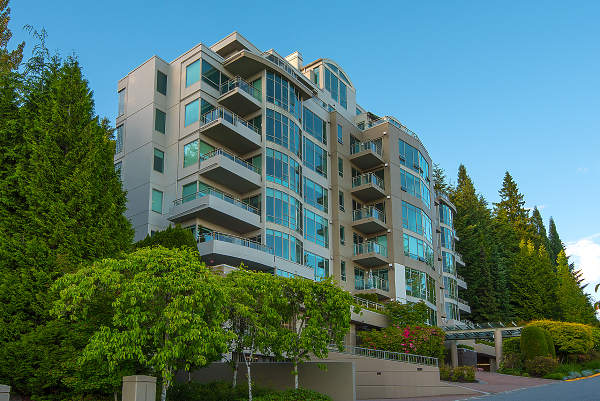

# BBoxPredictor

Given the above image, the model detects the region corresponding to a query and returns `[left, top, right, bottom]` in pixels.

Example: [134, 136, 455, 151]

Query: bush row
[439, 364, 476, 382]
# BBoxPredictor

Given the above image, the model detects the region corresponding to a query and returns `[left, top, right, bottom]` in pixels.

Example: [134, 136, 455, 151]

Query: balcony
[168, 188, 261, 233]
[353, 241, 388, 267]
[458, 297, 471, 313]
[352, 206, 386, 234]
[349, 141, 384, 170]
[200, 106, 261, 154]
[218, 76, 261, 116]
[351, 173, 386, 202]
[455, 251, 465, 266]
[354, 276, 390, 300]
[199, 149, 261, 194]
[197, 231, 275, 272]
[456, 274, 467, 289]
[435, 190, 457, 212]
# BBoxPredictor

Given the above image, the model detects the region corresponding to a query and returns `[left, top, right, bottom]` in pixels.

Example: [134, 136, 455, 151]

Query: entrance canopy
[443, 321, 523, 340]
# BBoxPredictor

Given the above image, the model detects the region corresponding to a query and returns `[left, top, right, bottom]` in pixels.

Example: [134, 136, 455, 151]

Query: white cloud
[566, 233, 600, 303]
[577, 167, 590, 173]
[525, 205, 548, 211]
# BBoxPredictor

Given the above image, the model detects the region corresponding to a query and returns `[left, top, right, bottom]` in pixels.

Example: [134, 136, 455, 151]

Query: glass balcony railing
[352, 173, 385, 190]
[354, 241, 388, 258]
[352, 295, 386, 313]
[200, 148, 261, 175]
[350, 141, 383, 158]
[173, 187, 260, 215]
[198, 231, 273, 254]
[201, 106, 261, 135]
[354, 276, 389, 292]
[352, 206, 386, 223]
[220, 76, 261, 102]
[261, 51, 299, 80]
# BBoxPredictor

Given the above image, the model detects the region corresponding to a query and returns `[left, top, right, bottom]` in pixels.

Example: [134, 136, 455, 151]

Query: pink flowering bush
[359, 324, 446, 360]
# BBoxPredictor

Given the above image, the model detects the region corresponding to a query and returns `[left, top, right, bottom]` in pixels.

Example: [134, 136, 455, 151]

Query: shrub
[475, 339, 495, 347]
[521, 326, 548, 361]
[463, 366, 476, 381]
[542, 329, 556, 358]
[451, 367, 462, 382]
[254, 388, 332, 401]
[591, 327, 600, 351]
[354, 293, 379, 303]
[439, 364, 451, 380]
[503, 337, 521, 355]
[500, 352, 524, 370]
[439, 365, 476, 382]
[457, 344, 474, 350]
[528, 320, 593, 356]
[359, 324, 446, 360]
[543, 373, 566, 380]
[524, 356, 559, 377]
[167, 380, 275, 401]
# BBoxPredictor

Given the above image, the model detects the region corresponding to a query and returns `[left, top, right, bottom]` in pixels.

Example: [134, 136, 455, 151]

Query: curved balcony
[352, 206, 386, 234]
[200, 106, 261, 154]
[197, 231, 274, 272]
[351, 173, 386, 202]
[199, 148, 261, 194]
[353, 241, 388, 267]
[218, 76, 261, 116]
[349, 140, 384, 170]
[354, 276, 390, 300]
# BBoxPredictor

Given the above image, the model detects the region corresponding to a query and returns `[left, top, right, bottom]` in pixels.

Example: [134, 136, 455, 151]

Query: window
[266, 229, 303, 264]
[115, 125, 124, 154]
[114, 162, 122, 181]
[183, 141, 198, 167]
[405, 267, 436, 304]
[151, 189, 163, 213]
[356, 107, 362, 116]
[182, 182, 197, 203]
[186, 60, 200, 87]
[155, 109, 166, 134]
[266, 187, 302, 234]
[305, 250, 329, 280]
[444, 276, 458, 300]
[266, 148, 301, 196]
[304, 209, 329, 248]
[340, 261, 346, 281]
[185, 99, 200, 126]
[338, 157, 343, 177]
[117, 89, 125, 117]
[303, 177, 328, 212]
[399, 139, 429, 181]
[198, 140, 215, 158]
[339, 80, 347, 109]
[303, 107, 327, 145]
[403, 233, 434, 269]
[156, 71, 167, 96]
[266, 109, 301, 158]
[446, 302, 459, 321]
[153, 149, 164, 173]
[439, 204, 453, 227]
[441, 227, 454, 250]
[202, 60, 226, 90]
[313, 66, 320, 85]
[340, 225, 345, 246]
[324, 65, 347, 109]
[303, 139, 327, 178]
[339, 191, 344, 211]
[337, 124, 343, 144]
[242, 194, 261, 214]
[266, 72, 301, 120]
[400, 169, 431, 209]
[442, 251, 455, 275]
[402, 201, 433, 244]
[324, 67, 338, 102]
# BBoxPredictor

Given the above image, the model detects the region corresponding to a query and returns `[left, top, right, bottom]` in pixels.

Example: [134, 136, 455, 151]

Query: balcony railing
[261, 51, 299, 80]
[352, 173, 385, 190]
[328, 345, 438, 367]
[435, 190, 451, 202]
[350, 140, 383, 157]
[352, 295, 386, 313]
[456, 273, 466, 282]
[356, 115, 429, 159]
[354, 241, 388, 258]
[220, 76, 261, 102]
[201, 106, 261, 135]
[353, 206, 386, 223]
[200, 148, 261, 175]
[458, 297, 469, 306]
[198, 231, 273, 254]
[355, 276, 389, 292]
[173, 187, 260, 215]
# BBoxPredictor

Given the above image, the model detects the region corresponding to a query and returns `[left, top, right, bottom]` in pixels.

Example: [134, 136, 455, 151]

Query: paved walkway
[358, 372, 559, 401]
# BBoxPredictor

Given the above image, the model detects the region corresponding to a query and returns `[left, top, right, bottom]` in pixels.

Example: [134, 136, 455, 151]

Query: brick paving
[358, 372, 559, 401]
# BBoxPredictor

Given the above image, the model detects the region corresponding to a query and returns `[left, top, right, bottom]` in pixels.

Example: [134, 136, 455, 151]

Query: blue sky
[10, 1, 600, 299]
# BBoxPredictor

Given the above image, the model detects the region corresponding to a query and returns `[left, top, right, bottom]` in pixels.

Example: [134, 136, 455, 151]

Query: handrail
[357, 116, 430, 159]
[352, 172, 385, 190]
[261, 50, 299, 79]
[220, 76, 261, 102]
[456, 273, 466, 282]
[352, 206, 386, 223]
[350, 140, 383, 158]
[173, 187, 260, 215]
[198, 231, 273, 254]
[458, 297, 470, 306]
[201, 106, 261, 135]
[352, 296, 386, 313]
[328, 345, 438, 367]
[354, 241, 388, 257]
[355, 276, 389, 292]
[201, 148, 261, 175]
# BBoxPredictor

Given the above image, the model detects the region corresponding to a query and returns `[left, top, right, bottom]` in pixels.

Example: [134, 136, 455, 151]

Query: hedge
[541, 329, 556, 358]
[528, 320, 593, 356]
[503, 337, 521, 355]
[521, 326, 548, 361]
[592, 327, 600, 351]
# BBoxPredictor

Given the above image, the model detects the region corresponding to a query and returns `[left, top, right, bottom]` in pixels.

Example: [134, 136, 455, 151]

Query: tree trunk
[114, 391, 117, 401]
[161, 381, 168, 401]
[246, 357, 253, 401]
[294, 360, 298, 389]
[233, 358, 239, 387]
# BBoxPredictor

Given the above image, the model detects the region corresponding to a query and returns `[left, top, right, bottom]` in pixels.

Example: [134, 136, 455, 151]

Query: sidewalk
[358, 372, 559, 401]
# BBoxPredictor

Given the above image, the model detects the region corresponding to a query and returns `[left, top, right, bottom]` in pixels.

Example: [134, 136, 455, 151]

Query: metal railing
[220, 76, 261, 102]
[455, 252, 464, 265]
[201, 106, 261, 135]
[458, 297, 470, 306]
[198, 231, 273, 254]
[328, 345, 438, 367]
[350, 140, 383, 158]
[355, 276, 389, 292]
[354, 241, 388, 258]
[353, 206, 386, 223]
[173, 187, 260, 215]
[352, 295, 386, 313]
[261, 51, 299, 79]
[200, 148, 261, 175]
[456, 273, 465, 282]
[351, 173, 385, 190]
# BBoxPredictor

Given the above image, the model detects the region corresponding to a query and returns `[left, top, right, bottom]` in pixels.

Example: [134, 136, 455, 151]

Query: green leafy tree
[273, 276, 354, 389]
[0, 0, 24, 71]
[384, 300, 429, 325]
[134, 223, 198, 253]
[52, 246, 231, 401]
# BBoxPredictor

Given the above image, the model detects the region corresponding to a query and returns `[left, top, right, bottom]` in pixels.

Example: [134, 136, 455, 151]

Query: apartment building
[113, 32, 469, 328]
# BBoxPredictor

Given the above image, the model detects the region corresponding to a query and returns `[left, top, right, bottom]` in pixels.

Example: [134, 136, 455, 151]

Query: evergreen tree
[493, 171, 531, 241]
[134, 224, 199, 252]
[433, 163, 450, 194]
[556, 251, 598, 324]
[530, 206, 550, 251]
[511, 240, 544, 321]
[0, 0, 24, 71]
[547, 217, 564, 267]
[470, 245, 500, 322]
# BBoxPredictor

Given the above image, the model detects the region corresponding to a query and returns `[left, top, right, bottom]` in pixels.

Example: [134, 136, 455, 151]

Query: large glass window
[153, 149, 164, 173]
[156, 70, 167, 96]
[441, 227, 454, 250]
[265, 148, 302, 196]
[337, 124, 343, 144]
[304, 209, 329, 248]
[339, 80, 347, 109]
[117, 89, 125, 117]
[266, 187, 302, 234]
[266, 109, 301, 158]
[202, 60, 227, 90]
[266, 72, 301, 120]
[303, 177, 328, 213]
[324, 65, 347, 109]
[182, 182, 197, 203]
[402, 201, 433, 244]
[403, 233, 434, 269]
[324, 67, 338, 102]
[266, 229, 303, 264]
[155, 109, 166, 134]
[340, 225, 345, 245]
[305, 250, 329, 280]
[399, 139, 429, 181]
[338, 157, 343, 177]
[114, 162, 122, 181]
[185, 99, 200, 126]
[401, 169, 431, 209]
[151, 189, 163, 213]
[405, 267, 436, 304]
[183, 141, 198, 168]
[444, 276, 458, 300]
[115, 125, 123, 154]
[446, 302, 459, 320]
[303, 139, 327, 178]
[442, 251, 455, 275]
[341, 261, 346, 281]
[303, 107, 327, 145]
[186, 60, 201, 87]
[439, 204, 453, 227]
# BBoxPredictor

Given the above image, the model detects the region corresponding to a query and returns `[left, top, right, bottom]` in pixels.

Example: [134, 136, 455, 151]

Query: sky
[9, 1, 600, 302]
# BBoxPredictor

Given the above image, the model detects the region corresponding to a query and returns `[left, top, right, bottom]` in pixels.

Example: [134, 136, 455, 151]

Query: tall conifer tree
[530, 206, 550, 251]
[547, 217, 564, 267]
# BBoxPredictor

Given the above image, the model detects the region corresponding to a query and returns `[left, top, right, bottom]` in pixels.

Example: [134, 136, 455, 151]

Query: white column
[494, 329, 503, 369]
[122, 375, 157, 401]
[450, 340, 459, 367]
